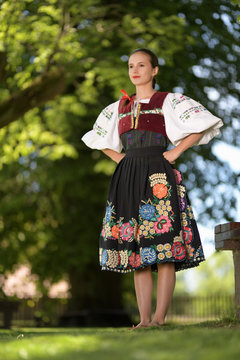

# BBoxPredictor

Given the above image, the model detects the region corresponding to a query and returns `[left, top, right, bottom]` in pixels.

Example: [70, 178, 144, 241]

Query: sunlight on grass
[0, 323, 240, 360]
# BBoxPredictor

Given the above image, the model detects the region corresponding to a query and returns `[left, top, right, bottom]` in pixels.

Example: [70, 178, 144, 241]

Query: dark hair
[130, 48, 159, 88]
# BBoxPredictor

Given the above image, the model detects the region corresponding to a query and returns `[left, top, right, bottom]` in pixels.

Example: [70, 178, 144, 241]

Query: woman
[82, 48, 223, 328]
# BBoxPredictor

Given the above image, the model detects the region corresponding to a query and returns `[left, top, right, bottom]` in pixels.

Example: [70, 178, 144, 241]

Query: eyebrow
[128, 61, 146, 65]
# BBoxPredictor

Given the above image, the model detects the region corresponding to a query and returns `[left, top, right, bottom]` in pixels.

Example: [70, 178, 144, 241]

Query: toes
[131, 322, 150, 330]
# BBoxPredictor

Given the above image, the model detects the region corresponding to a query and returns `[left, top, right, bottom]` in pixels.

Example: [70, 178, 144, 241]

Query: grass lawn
[0, 320, 240, 360]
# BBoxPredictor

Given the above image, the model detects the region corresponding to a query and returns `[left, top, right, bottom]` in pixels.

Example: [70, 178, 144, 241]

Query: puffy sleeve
[162, 93, 224, 146]
[81, 100, 122, 153]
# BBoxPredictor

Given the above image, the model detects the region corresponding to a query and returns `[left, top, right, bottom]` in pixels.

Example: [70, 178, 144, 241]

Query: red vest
[118, 92, 169, 136]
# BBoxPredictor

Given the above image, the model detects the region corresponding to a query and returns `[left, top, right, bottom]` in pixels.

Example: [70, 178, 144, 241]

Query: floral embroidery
[104, 202, 115, 224]
[93, 123, 108, 137]
[153, 183, 168, 199]
[156, 134, 163, 144]
[127, 133, 133, 144]
[173, 231, 183, 243]
[179, 105, 207, 122]
[156, 243, 173, 260]
[156, 200, 172, 216]
[104, 223, 112, 237]
[106, 249, 119, 268]
[154, 215, 172, 234]
[186, 244, 195, 259]
[120, 222, 134, 241]
[141, 247, 157, 265]
[149, 173, 167, 186]
[139, 204, 155, 220]
[139, 220, 155, 237]
[120, 250, 128, 267]
[101, 249, 108, 266]
[177, 184, 186, 211]
[171, 242, 186, 260]
[100, 170, 204, 272]
[105, 205, 112, 222]
[186, 205, 195, 219]
[102, 107, 113, 120]
[170, 95, 207, 122]
[173, 169, 182, 185]
[129, 252, 141, 268]
[119, 108, 163, 120]
[182, 226, 193, 244]
[111, 224, 119, 239]
[171, 95, 191, 110]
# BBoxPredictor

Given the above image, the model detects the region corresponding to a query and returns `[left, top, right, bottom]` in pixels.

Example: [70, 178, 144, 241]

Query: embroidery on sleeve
[171, 95, 191, 110]
[102, 107, 114, 120]
[93, 123, 108, 137]
[179, 105, 207, 122]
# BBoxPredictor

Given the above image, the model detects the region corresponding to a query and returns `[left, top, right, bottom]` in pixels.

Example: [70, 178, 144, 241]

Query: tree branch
[0, 68, 66, 129]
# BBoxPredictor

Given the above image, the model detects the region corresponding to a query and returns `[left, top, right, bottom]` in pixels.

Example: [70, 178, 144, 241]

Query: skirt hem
[100, 256, 205, 274]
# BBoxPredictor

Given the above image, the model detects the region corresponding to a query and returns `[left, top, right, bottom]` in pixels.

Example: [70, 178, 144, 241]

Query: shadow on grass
[1, 318, 240, 342]
[1, 321, 240, 360]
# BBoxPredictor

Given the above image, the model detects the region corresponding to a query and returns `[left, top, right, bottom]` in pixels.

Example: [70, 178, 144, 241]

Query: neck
[135, 84, 156, 100]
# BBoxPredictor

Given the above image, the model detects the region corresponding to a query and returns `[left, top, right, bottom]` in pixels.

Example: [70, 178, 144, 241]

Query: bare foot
[149, 320, 164, 327]
[131, 322, 151, 330]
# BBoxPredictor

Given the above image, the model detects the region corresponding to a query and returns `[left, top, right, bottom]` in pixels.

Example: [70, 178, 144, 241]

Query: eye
[128, 65, 133, 69]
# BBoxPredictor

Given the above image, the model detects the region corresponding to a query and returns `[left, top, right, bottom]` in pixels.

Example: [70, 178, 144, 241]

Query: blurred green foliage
[231, 0, 240, 22]
[0, 0, 239, 310]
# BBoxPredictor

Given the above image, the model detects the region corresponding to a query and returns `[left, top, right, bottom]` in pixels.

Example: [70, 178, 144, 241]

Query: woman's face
[128, 52, 158, 87]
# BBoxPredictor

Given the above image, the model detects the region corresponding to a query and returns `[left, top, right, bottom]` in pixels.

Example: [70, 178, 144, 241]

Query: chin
[131, 79, 144, 85]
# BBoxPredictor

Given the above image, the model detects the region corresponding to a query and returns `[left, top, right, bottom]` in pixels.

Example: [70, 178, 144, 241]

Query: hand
[163, 149, 180, 164]
[117, 153, 126, 163]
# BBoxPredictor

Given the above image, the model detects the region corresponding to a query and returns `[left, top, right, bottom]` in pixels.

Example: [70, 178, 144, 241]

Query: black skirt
[99, 130, 205, 273]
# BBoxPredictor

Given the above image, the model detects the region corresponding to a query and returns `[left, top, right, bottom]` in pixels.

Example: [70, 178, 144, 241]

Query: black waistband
[125, 146, 166, 157]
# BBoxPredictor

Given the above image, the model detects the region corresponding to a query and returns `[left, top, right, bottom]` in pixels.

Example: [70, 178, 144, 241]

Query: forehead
[128, 52, 151, 64]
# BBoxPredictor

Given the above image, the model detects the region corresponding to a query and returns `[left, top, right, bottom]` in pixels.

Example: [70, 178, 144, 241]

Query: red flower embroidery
[120, 222, 134, 241]
[129, 253, 141, 268]
[183, 226, 193, 244]
[171, 242, 186, 260]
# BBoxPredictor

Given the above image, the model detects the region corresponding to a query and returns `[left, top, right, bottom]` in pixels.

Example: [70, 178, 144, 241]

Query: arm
[102, 149, 126, 163]
[163, 131, 204, 164]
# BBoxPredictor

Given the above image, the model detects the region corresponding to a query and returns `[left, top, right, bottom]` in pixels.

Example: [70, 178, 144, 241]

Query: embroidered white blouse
[81, 93, 223, 153]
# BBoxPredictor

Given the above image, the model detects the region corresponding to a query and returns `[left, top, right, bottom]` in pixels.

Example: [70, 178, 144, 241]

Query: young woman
[82, 48, 223, 329]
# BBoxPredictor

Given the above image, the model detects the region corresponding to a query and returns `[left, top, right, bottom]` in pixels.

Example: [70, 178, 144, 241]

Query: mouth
[133, 76, 140, 79]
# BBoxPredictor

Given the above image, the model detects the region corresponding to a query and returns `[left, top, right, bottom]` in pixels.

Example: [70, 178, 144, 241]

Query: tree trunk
[59, 266, 132, 327]
[68, 265, 123, 310]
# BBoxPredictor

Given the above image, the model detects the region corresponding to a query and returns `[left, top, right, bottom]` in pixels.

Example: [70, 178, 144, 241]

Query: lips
[133, 76, 140, 79]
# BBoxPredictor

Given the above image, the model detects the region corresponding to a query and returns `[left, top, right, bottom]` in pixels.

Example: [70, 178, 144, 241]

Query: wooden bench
[215, 222, 240, 319]
[0, 300, 20, 328]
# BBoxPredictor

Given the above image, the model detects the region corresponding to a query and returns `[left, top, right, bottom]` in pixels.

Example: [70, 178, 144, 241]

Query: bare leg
[133, 266, 153, 328]
[150, 262, 176, 326]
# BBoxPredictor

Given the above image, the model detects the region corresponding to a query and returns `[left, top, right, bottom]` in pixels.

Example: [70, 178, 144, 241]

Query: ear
[152, 66, 159, 76]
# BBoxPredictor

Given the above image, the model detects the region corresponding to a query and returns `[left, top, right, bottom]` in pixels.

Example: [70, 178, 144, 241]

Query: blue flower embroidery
[139, 204, 155, 220]
[101, 249, 108, 265]
[141, 247, 157, 265]
[105, 205, 112, 223]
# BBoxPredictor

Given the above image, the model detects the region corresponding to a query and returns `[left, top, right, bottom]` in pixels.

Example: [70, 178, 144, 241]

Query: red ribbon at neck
[120, 89, 134, 103]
